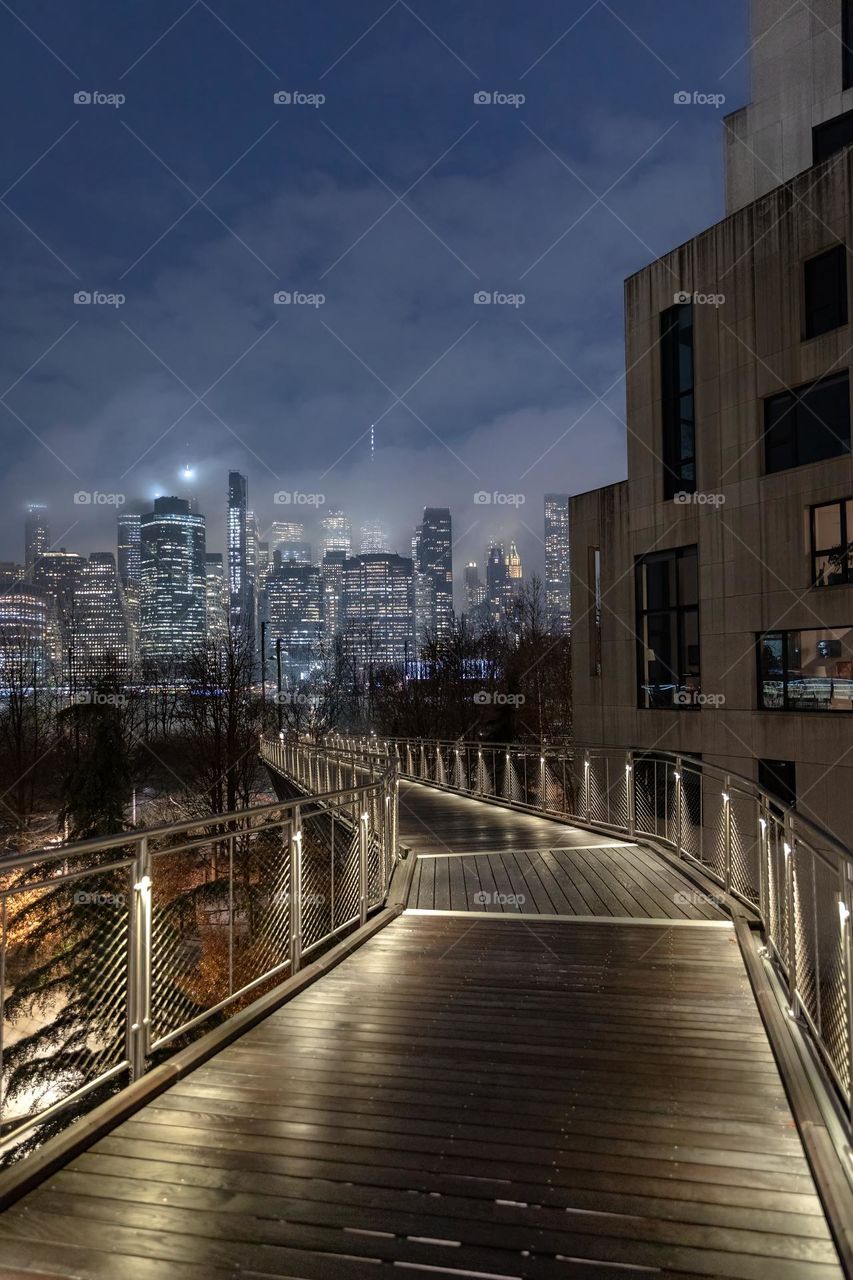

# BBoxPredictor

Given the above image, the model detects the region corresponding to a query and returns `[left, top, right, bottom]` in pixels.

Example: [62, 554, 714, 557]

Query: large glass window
[813, 108, 853, 164]
[660, 304, 695, 499]
[636, 546, 700, 709]
[811, 498, 853, 585]
[845, 1, 853, 91]
[804, 246, 848, 339]
[764, 371, 850, 473]
[758, 627, 853, 712]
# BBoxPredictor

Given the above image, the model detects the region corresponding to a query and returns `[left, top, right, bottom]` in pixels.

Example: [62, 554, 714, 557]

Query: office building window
[764, 371, 850, 473]
[636, 546, 700, 709]
[813, 108, 853, 164]
[811, 498, 853, 585]
[845, 1, 853, 91]
[589, 546, 602, 676]
[758, 759, 797, 810]
[758, 627, 853, 711]
[660, 303, 696, 499]
[804, 245, 848, 338]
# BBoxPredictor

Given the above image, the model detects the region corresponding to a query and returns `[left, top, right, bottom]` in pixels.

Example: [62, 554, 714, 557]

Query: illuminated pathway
[0, 782, 846, 1278]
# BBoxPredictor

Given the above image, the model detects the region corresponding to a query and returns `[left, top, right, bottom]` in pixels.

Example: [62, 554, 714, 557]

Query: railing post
[674, 756, 683, 856]
[359, 804, 369, 926]
[758, 801, 769, 927]
[540, 754, 546, 810]
[784, 812, 799, 1019]
[128, 835, 152, 1082]
[584, 750, 591, 823]
[840, 864, 853, 1125]
[625, 751, 635, 838]
[723, 776, 732, 896]
[290, 809, 303, 975]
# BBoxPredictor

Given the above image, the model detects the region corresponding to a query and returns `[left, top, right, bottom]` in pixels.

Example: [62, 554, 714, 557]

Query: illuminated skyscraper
[117, 513, 141, 588]
[228, 472, 252, 637]
[267, 562, 323, 684]
[485, 545, 512, 625]
[359, 521, 390, 554]
[507, 539, 523, 583]
[270, 521, 305, 552]
[544, 494, 571, 634]
[321, 509, 352, 558]
[72, 553, 131, 683]
[117, 512, 142, 646]
[321, 550, 346, 638]
[32, 550, 86, 646]
[464, 561, 486, 613]
[205, 553, 228, 642]
[342, 553, 414, 671]
[412, 507, 453, 643]
[25, 504, 50, 573]
[139, 497, 207, 665]
[0, 581, 55, 685]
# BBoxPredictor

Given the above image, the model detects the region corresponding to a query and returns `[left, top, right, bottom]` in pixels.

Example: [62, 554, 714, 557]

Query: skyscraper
[117, 511, 142, 648]
[32, 550, 86, 647]
[72, 553, 131, 683]
[359, 521, 390, 554]
[270, 521, 305, 552]
[321, 509, 352, 558]
[227, 472, 251, 637]
[117, 512, 141, 588]
[507, 539, 523, 584]
[485, 545, 511, 626]
[25, 504, 50, 574]
[0, 582, 55, 685]
[321, 550, 346, 639]
[544, 495, 571, 634]
[139, 497, 207, 665]
[266, 562, 323, 684]
[464, 561, 486, 613]
[342, 553, 414, 671]
[412, 507, 453, 643]
[205, 553, 228, 642]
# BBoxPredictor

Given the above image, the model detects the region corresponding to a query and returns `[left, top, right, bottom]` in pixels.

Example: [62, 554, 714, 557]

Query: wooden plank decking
[0, 913, 841, 1278]
[0, 782, 844, 1278]
[400, 779, 723, 919]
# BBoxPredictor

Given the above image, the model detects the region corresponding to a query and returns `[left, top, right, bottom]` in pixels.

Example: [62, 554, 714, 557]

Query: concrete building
[227, 472, 252, 638]
[571, 0, 853, 844]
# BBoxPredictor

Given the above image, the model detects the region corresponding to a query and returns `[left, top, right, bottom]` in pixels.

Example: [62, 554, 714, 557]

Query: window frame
[803, 244, 849, 340]
[635, 545, 700, 710]
[813, 107, 853, 165]
[810, 497, 853, 586]
[757, 626, 853, 713]
[660, 303, 696, 500]
[763, 370, 851, 474]
[845, 0, 853, 92]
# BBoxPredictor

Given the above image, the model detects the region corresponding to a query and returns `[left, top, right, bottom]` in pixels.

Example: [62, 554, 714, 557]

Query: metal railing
[330, 734, 853, 1122]
[0, 740, 398, 1159]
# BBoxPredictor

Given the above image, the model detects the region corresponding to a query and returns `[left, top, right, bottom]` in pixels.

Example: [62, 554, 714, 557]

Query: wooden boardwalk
[0, 783, 844, 1278]
[400, 780, 723, 919]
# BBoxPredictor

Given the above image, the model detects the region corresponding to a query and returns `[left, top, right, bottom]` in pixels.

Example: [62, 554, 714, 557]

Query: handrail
[0, 740, 399, 1162]
[327, 733, 853, 1124]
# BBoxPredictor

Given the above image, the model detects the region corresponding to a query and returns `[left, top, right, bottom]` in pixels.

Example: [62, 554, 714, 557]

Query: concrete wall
[571, 148, 853, 847]
[726, 0, 853, 212]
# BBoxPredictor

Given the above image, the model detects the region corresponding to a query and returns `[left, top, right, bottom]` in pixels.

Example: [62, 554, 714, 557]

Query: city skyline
[1, 2, 747, 605]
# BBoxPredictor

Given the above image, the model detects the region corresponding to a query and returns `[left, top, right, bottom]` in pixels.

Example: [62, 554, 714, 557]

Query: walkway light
[783, 842, 791, 859]
[840, 900, 850, 930]
[721, 792, 729, 804]
[673, 772, 681, 782]
[134, 874, 151, 893]
[759, 817, 766, 831]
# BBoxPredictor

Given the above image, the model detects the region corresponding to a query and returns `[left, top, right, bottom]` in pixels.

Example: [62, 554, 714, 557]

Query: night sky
[1, 0, 747, 593]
